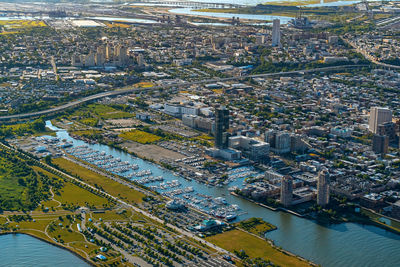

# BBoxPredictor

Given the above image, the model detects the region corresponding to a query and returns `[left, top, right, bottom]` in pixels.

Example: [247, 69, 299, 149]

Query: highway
[0, 64, 369, 121]
[342, 37, 400, 70]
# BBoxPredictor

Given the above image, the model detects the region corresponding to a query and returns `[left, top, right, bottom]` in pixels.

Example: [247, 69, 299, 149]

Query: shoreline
[231, 192, 400, 236]
[236, 227, 318, 267]
[0, 231, 95, 266]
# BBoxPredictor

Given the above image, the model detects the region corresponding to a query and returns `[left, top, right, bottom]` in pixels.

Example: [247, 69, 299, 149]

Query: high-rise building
[215, 106, 229, 149]
[118, 46, 128, 66]
[114, 44, 121, 58]
[280, 175, 293, 207]
[372, 134, 389, 155]
[137, 54, 144, 67]
[377, 121, 396, 142]
[84, 52, 96, 67]
[317, 168, 330, 207]
[105, 44, 112, 60]
[266, 130, 290, 154]
[369, 107, 392, 134]
[95, 46, 105, 66]
[272, 19, 281, 47]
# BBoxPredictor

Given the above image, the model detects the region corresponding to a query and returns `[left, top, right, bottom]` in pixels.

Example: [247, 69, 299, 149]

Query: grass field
[0, 20, 46, 34]
[206, 229, 311, 267]
[104, 21, 130, 28]
[236, 217, 277, 237]
[54, 182, 110, 209]
[70, 104, 134, 122]
[32, 166, 110, 209]
[119, 129, 161, 144]
[52, 157, 145, 204]
[90, 209, 132, 222]
[0, 20, 46, 27]
[136, 82, 154, 88]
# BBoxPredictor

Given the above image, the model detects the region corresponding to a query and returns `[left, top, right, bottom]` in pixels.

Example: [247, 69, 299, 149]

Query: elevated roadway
[0, 64, 369, 121]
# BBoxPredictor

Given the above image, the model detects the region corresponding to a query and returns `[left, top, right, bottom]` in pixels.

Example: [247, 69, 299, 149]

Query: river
[0, 234, 90, 267]
[42, 121, 400, 267]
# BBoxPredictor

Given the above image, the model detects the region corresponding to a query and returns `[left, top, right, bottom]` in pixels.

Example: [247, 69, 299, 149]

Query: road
[0, 64, 368, 121]
[342, 37, 400, 70]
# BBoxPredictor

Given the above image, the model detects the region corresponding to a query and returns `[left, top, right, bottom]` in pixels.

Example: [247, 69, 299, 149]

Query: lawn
[136, 82, 154, 88]
[119, 129, 161, 144]
[54, 182, 111, 209]
[70, 104, 134, 122]
[32, 166, 110, 209]
[52, 157, 145, 204]
[70, 129, 103, 137]
[0, 216, 8, 224]
[80, 118, 99, 127]
[49, 224, 85, 244]
[236, 217, 277, 237]
[90, 209, 132, 222]
[101, 111, 135, 119]
[206, 229, 311, 267]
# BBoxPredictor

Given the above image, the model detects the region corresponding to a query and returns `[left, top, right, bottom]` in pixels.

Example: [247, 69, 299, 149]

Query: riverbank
[206, 228, 316, 267]
[191, 0, 358, 18]
[231, 190, 400, 236]
[35, 122, 400, 267]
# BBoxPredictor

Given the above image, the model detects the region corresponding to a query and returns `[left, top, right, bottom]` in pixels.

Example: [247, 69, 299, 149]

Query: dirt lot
[121, 141, 184, 163]
[106, 118, 143, 128]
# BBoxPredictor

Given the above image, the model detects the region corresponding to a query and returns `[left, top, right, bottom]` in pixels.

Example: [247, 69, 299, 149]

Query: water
[132, 0, 361, 6]
[0, 234, 90, 267]
[44, 121, 400, 267]
[170, 8, 293, 24]
[88, 16, 158, 24]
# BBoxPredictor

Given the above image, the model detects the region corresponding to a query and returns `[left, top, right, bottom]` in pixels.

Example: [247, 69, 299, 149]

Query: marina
[45, 121, 400, 267]
[65, 142, 249, 220]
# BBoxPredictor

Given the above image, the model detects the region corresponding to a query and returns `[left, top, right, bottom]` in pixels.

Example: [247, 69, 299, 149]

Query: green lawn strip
[52, 157, 145, 204]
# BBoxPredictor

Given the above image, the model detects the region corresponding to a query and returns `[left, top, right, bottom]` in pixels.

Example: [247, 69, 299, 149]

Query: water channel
[44, 121, 400, 267]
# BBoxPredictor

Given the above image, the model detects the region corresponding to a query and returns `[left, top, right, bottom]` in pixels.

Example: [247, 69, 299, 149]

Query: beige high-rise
[369, 107, 392, 134]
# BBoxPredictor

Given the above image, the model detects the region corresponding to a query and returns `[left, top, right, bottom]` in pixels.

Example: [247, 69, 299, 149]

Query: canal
[46, 121, 400, 267]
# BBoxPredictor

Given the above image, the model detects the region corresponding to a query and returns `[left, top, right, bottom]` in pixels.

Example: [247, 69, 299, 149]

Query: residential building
[317, 168, 330, 207]
[369, 107, 392, 133]
[280, 175, 293, 207]
[228, 135, 269, 162]
[215, 106, 229, 149]
[272, 19, 281, 47]
[372, 134, 389, 155]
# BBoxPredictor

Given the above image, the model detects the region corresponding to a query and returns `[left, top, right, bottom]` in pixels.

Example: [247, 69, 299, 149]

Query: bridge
[0, 65, 369, 121]
[131, 0, 245, 9]
[0, 10, 66, 18]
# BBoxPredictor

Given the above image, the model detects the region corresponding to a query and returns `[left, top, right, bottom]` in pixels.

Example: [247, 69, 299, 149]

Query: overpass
[132, 0, 245, 9]
[0, 65, 369, 121]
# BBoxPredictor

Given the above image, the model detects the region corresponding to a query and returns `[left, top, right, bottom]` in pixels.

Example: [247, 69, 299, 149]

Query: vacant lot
[122, 141, 183, 162]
